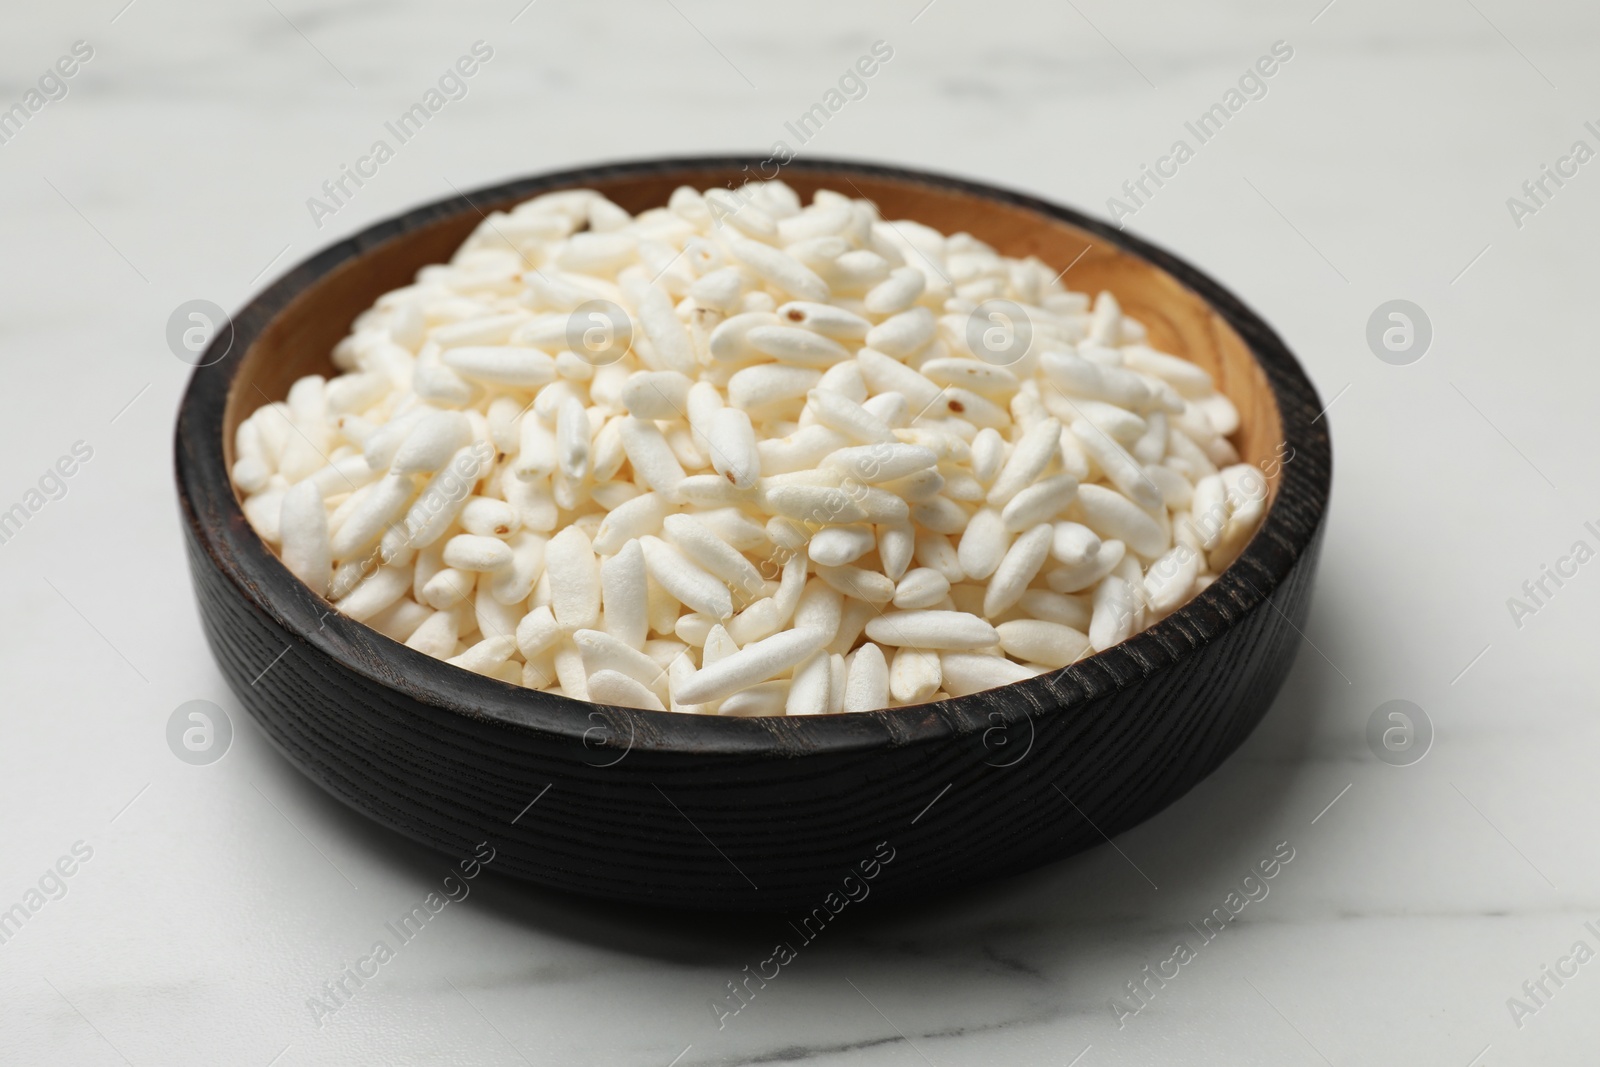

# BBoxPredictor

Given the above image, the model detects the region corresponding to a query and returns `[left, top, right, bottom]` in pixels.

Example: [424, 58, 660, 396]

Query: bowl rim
[175, 154, 1332, 759]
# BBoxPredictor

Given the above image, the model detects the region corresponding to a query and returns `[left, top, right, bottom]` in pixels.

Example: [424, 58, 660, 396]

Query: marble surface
[3, 0, 1599, 1063]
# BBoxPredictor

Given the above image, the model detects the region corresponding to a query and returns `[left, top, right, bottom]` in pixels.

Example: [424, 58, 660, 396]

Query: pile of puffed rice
[229, 180, 1267, 715]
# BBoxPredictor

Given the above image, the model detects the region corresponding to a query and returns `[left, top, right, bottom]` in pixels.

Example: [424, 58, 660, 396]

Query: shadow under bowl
[175, 156, 1332, 912]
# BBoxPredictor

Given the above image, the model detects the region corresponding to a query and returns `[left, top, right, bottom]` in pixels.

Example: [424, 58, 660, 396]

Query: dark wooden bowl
[175, 157, 1331, 912]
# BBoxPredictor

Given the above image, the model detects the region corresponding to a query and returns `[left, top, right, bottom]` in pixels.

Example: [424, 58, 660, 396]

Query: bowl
[175, 156, 1331, 912]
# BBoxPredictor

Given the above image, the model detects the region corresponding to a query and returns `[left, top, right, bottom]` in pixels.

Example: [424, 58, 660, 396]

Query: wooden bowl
[175, 157, 1331, 912]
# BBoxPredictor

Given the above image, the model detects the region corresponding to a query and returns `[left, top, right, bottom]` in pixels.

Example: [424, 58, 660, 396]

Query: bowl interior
[222, 166, 1284, 497]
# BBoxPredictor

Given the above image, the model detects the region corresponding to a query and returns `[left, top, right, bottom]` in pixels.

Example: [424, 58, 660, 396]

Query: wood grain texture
[174, 157, 1332, 912]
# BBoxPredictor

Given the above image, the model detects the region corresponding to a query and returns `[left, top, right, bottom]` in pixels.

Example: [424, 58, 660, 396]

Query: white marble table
[2, 0, 1597, 1063]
